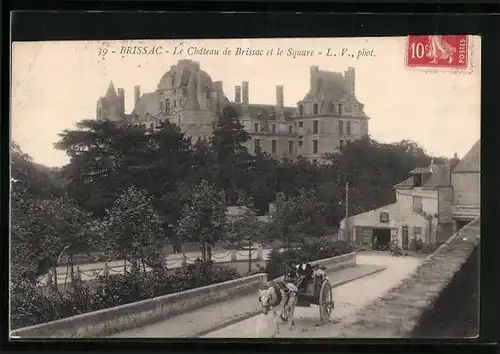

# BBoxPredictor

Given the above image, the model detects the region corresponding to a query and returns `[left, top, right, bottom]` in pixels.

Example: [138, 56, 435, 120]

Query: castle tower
[235, 86, 241, 103]
[242, 81, 249, 115]
[310, 66, 319, 96]
[276, 85, 285, 121]
[134, 85, 141, 107]
[344, 67, 355, 96]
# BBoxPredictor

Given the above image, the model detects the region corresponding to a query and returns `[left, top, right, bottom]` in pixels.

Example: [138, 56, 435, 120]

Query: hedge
[10, 260, 239, 329]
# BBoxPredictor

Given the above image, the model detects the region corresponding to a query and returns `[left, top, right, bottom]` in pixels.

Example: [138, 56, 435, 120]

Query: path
[108, 252, 404, 338]
[203, 252, 424, 338]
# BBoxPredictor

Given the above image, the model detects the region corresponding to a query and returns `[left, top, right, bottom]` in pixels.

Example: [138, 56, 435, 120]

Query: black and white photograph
[10, 37, 480, 339]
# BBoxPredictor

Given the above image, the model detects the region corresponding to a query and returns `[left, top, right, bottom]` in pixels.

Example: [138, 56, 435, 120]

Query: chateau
[96, 59, 370, 162]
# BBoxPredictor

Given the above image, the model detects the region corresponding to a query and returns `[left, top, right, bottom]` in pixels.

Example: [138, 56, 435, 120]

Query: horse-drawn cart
[282, 267, 335, 324]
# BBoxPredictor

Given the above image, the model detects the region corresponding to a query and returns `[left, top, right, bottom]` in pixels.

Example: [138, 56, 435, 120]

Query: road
[39, 246, 271, 286]
[203, 252, 424, 338]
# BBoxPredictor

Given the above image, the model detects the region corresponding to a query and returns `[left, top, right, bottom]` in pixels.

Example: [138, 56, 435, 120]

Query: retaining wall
[11, 273, 267, 338]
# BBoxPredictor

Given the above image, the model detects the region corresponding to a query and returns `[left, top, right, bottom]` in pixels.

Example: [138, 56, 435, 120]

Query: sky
[12, 37, 481, 167]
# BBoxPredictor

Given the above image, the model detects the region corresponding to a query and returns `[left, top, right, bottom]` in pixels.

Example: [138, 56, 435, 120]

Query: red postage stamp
[406, 35, 469, 69]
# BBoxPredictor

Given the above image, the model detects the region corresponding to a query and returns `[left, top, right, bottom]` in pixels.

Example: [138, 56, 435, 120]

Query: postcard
[10, 36, 480, 339]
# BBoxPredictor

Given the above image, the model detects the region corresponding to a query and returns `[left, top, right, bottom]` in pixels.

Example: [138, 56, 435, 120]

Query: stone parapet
[335, 217, 480, 338]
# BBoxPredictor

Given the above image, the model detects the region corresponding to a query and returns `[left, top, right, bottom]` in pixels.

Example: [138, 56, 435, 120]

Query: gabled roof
[395, 164, 451, 189]
[409, 166, 432, 174]
[424, 164, 450, 187]
[394, 176, 414, 189]
[452, 139, 480, 173]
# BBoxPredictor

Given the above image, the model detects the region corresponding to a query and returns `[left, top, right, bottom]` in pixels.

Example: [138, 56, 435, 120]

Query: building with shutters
[338, 140, 480, 250]
[95, 60, 370, 161]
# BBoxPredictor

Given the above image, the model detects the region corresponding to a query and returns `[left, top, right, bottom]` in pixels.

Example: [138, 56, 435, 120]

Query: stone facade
[450, 140, 480, 231]
[340, 160, 459, 248]
[95, 60, 370, 161]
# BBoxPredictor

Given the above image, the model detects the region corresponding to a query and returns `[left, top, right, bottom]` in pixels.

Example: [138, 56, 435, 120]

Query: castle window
[298, 140, 303, 147]
[254, 139, 260, 153]
[298, 121, 303, 128]
[339, 140, 344, 149]
[331, 103, 336, 114]
[313, 120, 319, 134]
[346, 121, 351, 135]
[298, 105, 304, 116]
[272, 140, 277, 154]
[289, 125, 293, 134]
[165, 99, 171, 115]
[313, 140, 318, 154]
[313, 103, 319, 115]
[272, 124, 276, 134]
[254, 123, 259, 133]
[338, 120, 344, 135]
[173, 100, 177, 108]
[160, 101, 164, 112]
[288, 141, 293, 154]
[339, 103, 343, 115]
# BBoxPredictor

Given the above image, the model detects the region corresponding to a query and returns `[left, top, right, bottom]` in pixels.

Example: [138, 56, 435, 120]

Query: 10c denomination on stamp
[406, 35, 469, 69]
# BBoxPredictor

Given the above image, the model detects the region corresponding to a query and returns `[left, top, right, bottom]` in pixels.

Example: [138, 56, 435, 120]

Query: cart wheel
[319, 280, 333, 323]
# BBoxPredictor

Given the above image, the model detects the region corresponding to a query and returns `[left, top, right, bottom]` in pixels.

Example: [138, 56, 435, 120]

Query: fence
[39, 247, 268, 289]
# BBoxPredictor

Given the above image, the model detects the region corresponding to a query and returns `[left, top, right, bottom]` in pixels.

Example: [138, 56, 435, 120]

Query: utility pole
[345, 181, 349, 242]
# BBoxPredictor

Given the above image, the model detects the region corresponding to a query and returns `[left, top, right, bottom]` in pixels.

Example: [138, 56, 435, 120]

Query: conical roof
[452, 139, 480, 173]
[105, 81, 119, 102]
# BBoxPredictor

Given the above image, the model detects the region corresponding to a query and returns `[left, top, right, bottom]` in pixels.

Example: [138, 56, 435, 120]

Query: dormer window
[313, 103, 319, 115]
[414, 174, 422, 187]
[298, 105, 304, 116]
[339, 103, 343, 115]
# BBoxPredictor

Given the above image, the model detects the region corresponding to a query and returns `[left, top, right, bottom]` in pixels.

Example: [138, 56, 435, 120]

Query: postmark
[406, 35, 471, 72]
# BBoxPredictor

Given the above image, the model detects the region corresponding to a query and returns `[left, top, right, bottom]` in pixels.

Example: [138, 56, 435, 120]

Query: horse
[258, 281, 299, 337]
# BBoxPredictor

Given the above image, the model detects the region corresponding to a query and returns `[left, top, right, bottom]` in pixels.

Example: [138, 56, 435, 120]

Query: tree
[176, 180, 227, 265]
[97, 185, 166, 272]
[11, 142, 61, 198]
[54, 119, 150, 216]
[210, 106, 251, 205]
[10, 191, 93, 284]
[295, 189, 328, 242]
[267, 192, 301, 248]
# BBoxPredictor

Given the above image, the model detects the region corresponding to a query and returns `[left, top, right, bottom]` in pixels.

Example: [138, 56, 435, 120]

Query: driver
[294, 259, 313, 293]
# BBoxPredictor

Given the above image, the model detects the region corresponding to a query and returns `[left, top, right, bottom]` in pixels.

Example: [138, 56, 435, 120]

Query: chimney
[276, 85, 284, 107]
[344, 67, 355, 96]
[444, 159, 452, 185]
[242, 81, 249, 105]
[310, 66, 319, 95]
[235, 86, 241, 103]
[117, 88, 125, 113]
[134, 85, 141, 107]
[451, 152, 460, 170]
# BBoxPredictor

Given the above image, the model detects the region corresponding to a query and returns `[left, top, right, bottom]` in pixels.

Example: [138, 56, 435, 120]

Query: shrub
[10, 261, 240, 329]
[265, 240, 354, 281]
